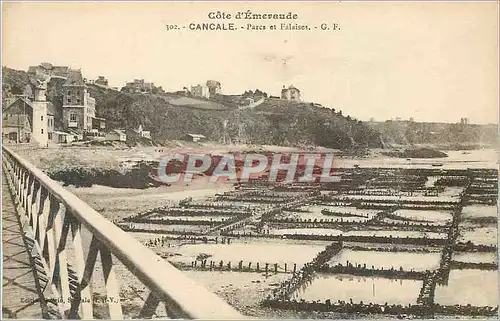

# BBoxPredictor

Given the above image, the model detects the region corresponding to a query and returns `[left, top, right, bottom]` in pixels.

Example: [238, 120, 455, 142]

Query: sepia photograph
[1, 1, 499, 319]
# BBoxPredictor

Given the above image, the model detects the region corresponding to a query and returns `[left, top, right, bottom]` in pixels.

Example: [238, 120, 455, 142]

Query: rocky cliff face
[369, 120, 498, 149]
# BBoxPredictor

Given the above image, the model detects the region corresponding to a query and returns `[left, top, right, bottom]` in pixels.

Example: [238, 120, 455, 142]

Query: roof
[282, 85, 300, 93]
[53, 130, 72, 135]
[40, 62, 53, 70]
[187, 134, 206, 139]
[3, 97, 19, 109]
[92, 116, 106, 121]
[3, 96, 55, 117]
[3, 96, 33, 113]
[109, 129, 126, 135]
[63, 69, 85, 87]
[66, 129, 83, 135]
[52, 66, 69, 77]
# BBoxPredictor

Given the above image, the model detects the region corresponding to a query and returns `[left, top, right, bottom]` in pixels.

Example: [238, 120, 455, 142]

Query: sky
[2, 1, 499, 124]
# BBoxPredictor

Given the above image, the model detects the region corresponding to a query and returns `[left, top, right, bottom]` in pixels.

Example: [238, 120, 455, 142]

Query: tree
[10, 85, 23, 95]
[254, 89, 268, 97]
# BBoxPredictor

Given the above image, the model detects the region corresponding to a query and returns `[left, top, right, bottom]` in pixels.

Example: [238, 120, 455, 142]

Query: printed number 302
[165, 24, 180, 31]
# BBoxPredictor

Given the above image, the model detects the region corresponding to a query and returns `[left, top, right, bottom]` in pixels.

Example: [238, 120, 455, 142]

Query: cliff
[2, 66, 383, 149]
[369, 120, 498, 149]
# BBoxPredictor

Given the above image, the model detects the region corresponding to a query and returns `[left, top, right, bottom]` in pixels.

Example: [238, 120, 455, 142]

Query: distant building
[92, 117, 106, 131]
[126, 125, 151, 144]
[460, 118, 469, 125]
[191, 85, 210, 99]
[106, 129, 127, 142]
[241, 97, 254, 105]
[51, 131, 75, 144]
[184, 133, 206, 142]
[206, 80, 222, 95]
[95, 76, 109, 86]
[124, 79, 154, 94]
[281, 85, 301, 101]
[28, 62, 70, 80]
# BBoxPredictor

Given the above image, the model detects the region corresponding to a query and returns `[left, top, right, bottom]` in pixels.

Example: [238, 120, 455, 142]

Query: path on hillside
[238, 97, 266, 110]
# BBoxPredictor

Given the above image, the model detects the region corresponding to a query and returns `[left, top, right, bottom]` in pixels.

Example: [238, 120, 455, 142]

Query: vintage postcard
[1, 1, 499, 319]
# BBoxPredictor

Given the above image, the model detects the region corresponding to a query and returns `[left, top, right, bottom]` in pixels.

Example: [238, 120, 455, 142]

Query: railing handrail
[2, 146, 244, 319]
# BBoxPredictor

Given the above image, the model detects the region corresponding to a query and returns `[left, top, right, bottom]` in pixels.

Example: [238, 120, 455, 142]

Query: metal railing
[2, 146, 244, 319]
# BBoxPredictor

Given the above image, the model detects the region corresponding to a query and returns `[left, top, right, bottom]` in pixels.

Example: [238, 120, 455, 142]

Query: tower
[31, 81, 49, 147]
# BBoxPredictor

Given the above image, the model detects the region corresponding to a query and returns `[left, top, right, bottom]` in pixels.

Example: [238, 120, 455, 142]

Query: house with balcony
[62, 69, 105, 134]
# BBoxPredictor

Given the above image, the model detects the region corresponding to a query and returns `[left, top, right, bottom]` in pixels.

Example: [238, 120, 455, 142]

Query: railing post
[99, 245, 124, 319]
[16, 165, 23, 203]
[18, 169, 25, 206]
[69, 222, 96, 319]
[53, 207, 72, 312]
[25, 175, 35, 222]
[31, 181, 42, 238]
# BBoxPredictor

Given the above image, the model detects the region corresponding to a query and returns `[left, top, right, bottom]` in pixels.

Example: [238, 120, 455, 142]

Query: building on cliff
[28, 62, 69, 80]
[123, 79, 154, 94]
[281, 85, 301, 101]
[191, 84, 210, 99]
[95, 76, 109, 87]
[206, 80, 222, 95]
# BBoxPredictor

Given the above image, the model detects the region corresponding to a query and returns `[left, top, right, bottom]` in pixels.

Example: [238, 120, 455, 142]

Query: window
[41, 129, 44, 134]
[48, 133, 52, 140]
[67, 98, 71, 104]
[41, 115, 44, 121]
[70, 113, 77, 122]
[76, 98, 81, 104]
